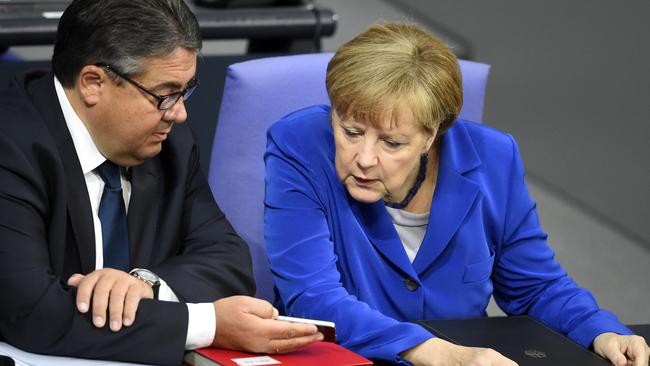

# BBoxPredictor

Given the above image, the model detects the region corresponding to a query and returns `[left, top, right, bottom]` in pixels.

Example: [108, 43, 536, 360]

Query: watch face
[133, 269, 159, 284]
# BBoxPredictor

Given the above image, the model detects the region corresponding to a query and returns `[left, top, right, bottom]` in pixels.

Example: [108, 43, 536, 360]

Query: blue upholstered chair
[207, 53, 490, 301]
[0, 50, 22, 62]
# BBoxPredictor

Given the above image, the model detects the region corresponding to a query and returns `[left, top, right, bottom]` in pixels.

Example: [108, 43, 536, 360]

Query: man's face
[90, 47, 197, 166]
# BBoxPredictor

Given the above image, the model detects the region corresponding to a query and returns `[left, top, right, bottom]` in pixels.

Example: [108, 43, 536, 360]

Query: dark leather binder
[415, 316, 610, 366]
[628, 324, 650, 341]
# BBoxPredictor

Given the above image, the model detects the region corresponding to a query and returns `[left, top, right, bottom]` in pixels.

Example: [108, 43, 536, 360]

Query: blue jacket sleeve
[491, 135, 632, 348]
[264, 122, 431, 364]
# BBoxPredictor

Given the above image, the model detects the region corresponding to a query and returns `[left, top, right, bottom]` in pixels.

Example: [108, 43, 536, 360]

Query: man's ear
[76, 65, 107, 106]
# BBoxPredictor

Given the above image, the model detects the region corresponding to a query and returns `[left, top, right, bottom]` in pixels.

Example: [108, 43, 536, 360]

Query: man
[0, 0, 321, 365]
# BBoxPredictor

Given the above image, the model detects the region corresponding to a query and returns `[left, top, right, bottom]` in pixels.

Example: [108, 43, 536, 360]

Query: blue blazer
[264, 105, 630, 364]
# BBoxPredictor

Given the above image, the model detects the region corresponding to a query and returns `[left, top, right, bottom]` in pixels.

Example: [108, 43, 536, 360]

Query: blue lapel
[348, 197, 419, 280]
[413, 121, 482, 274]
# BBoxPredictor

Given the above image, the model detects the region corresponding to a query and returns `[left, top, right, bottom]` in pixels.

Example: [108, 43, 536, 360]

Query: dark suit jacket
[0, 71, 255, 365]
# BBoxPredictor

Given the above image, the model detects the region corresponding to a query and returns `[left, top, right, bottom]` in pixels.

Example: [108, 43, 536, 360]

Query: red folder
[184, 341, 372, 366]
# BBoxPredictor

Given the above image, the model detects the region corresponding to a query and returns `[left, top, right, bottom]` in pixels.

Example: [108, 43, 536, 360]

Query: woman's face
[332, 105, 435, 204]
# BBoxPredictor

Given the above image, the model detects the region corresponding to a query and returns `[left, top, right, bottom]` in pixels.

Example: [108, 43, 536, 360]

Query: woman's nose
[355, 141, 378, 169]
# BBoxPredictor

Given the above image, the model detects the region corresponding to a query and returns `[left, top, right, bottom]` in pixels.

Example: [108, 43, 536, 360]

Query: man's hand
[401, 337, 518, 366]
[67, 269, 154, 332]
[594, 332, 650, 366]
[211, 296, 323, 354]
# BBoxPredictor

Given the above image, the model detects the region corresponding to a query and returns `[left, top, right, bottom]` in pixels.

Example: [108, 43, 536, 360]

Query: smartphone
[275, 315, 336, 343]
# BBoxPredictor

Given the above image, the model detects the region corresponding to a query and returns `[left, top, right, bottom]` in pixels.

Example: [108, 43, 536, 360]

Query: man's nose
[163, 97, 188, 124]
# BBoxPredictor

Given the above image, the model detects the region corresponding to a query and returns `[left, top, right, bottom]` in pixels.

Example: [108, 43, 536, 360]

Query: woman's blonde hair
[326, 22, 462, 135]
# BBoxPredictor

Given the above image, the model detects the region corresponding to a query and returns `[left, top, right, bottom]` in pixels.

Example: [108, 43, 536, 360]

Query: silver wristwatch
[129, 268, 161, 298]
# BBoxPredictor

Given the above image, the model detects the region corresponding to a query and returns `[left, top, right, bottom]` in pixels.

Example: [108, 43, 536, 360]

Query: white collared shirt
[54, 76, 214, 349]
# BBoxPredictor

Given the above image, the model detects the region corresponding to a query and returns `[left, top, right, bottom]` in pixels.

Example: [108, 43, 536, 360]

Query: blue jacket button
[404, 278, 419, 291]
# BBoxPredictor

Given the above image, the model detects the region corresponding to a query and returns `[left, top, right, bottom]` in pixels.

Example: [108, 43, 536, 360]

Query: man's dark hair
[52, 0, 202, 87]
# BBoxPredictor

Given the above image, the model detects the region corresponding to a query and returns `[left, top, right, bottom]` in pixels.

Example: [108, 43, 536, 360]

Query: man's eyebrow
[151, 77, 195, 92]
[151, 81, 183, 91]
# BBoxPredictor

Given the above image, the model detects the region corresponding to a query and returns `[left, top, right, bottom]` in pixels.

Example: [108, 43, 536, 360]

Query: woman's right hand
[401, 337, 519, 366]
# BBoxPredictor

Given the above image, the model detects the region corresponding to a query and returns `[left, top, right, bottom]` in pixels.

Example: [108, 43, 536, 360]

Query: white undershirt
[54, 76, 214, 349]
[385, 206, 430, 263]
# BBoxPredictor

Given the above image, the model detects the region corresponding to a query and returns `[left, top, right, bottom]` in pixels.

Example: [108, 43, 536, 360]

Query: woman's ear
[423, 126, 438, 152]
[76, 65, 106, 106]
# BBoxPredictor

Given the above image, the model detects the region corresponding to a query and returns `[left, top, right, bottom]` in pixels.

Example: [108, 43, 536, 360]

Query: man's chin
[118, 147, 162, 167]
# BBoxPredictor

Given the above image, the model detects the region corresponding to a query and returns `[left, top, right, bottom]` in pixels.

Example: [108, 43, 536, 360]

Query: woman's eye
[343, 128, 362, 137]
[384, 139, 403, 148]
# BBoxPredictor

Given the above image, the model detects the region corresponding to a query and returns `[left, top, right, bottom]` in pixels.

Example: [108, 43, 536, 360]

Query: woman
[264, 23, 648, 366]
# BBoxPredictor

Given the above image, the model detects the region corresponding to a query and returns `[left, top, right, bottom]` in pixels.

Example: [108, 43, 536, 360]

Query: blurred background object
[0, 0, 337, 54]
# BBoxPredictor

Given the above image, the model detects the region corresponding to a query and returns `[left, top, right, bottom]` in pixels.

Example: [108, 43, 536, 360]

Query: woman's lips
[353, 176, 378, 186]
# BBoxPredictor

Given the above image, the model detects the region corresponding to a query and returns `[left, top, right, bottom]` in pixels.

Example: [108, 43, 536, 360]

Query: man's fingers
[241, 297, 275, 319]
[212, 296, 325, 354]
[266, 321, 318, 340]
[74, 273, 100, 314]
[68, 269, 151, 331]
[123, 282, 148, 327]
[107, 281, 130, 332]
[268, 332, 324, 354]
[68, 273, 88, 313]
[67, 273, 84, 287]
[91, 275, 115, 328]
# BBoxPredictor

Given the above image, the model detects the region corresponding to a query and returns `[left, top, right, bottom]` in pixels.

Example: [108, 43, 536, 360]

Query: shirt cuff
[185, 302, 216, 350]
[157, 278, 180, 302]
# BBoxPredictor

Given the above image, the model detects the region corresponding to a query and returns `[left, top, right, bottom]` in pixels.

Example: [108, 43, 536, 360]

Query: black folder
[415, 316, 610, 366]
[628, 324, 650, 342]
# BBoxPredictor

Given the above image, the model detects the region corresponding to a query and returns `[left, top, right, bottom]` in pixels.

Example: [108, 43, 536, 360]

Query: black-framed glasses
[96, 63, 198, 110]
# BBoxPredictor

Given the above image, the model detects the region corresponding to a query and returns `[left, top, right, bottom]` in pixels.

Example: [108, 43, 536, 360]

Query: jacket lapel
[412, 122, 481, 275]
[127, 159, 161, 267]
[61, 143, 97, 274]
[26, 72, 96, 274]
[349, 198, 419, 280]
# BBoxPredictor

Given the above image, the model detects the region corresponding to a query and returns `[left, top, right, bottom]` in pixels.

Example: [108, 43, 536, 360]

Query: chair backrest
[208, 53, 490, 301]
[0, 51, 23, 62]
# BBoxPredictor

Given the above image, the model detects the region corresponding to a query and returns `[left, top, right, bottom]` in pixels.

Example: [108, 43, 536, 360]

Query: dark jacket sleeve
[148, 124, 255, 302]
[0, 131, 189, 365]
[0, 87, 253, 364]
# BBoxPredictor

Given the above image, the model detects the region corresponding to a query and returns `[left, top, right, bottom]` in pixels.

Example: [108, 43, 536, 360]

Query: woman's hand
[401, 337, 518, 366]
[593, 332, 649, 366]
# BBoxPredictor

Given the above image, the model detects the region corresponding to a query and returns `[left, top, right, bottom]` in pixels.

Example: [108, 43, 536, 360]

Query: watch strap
[129, 268, 160, 299]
